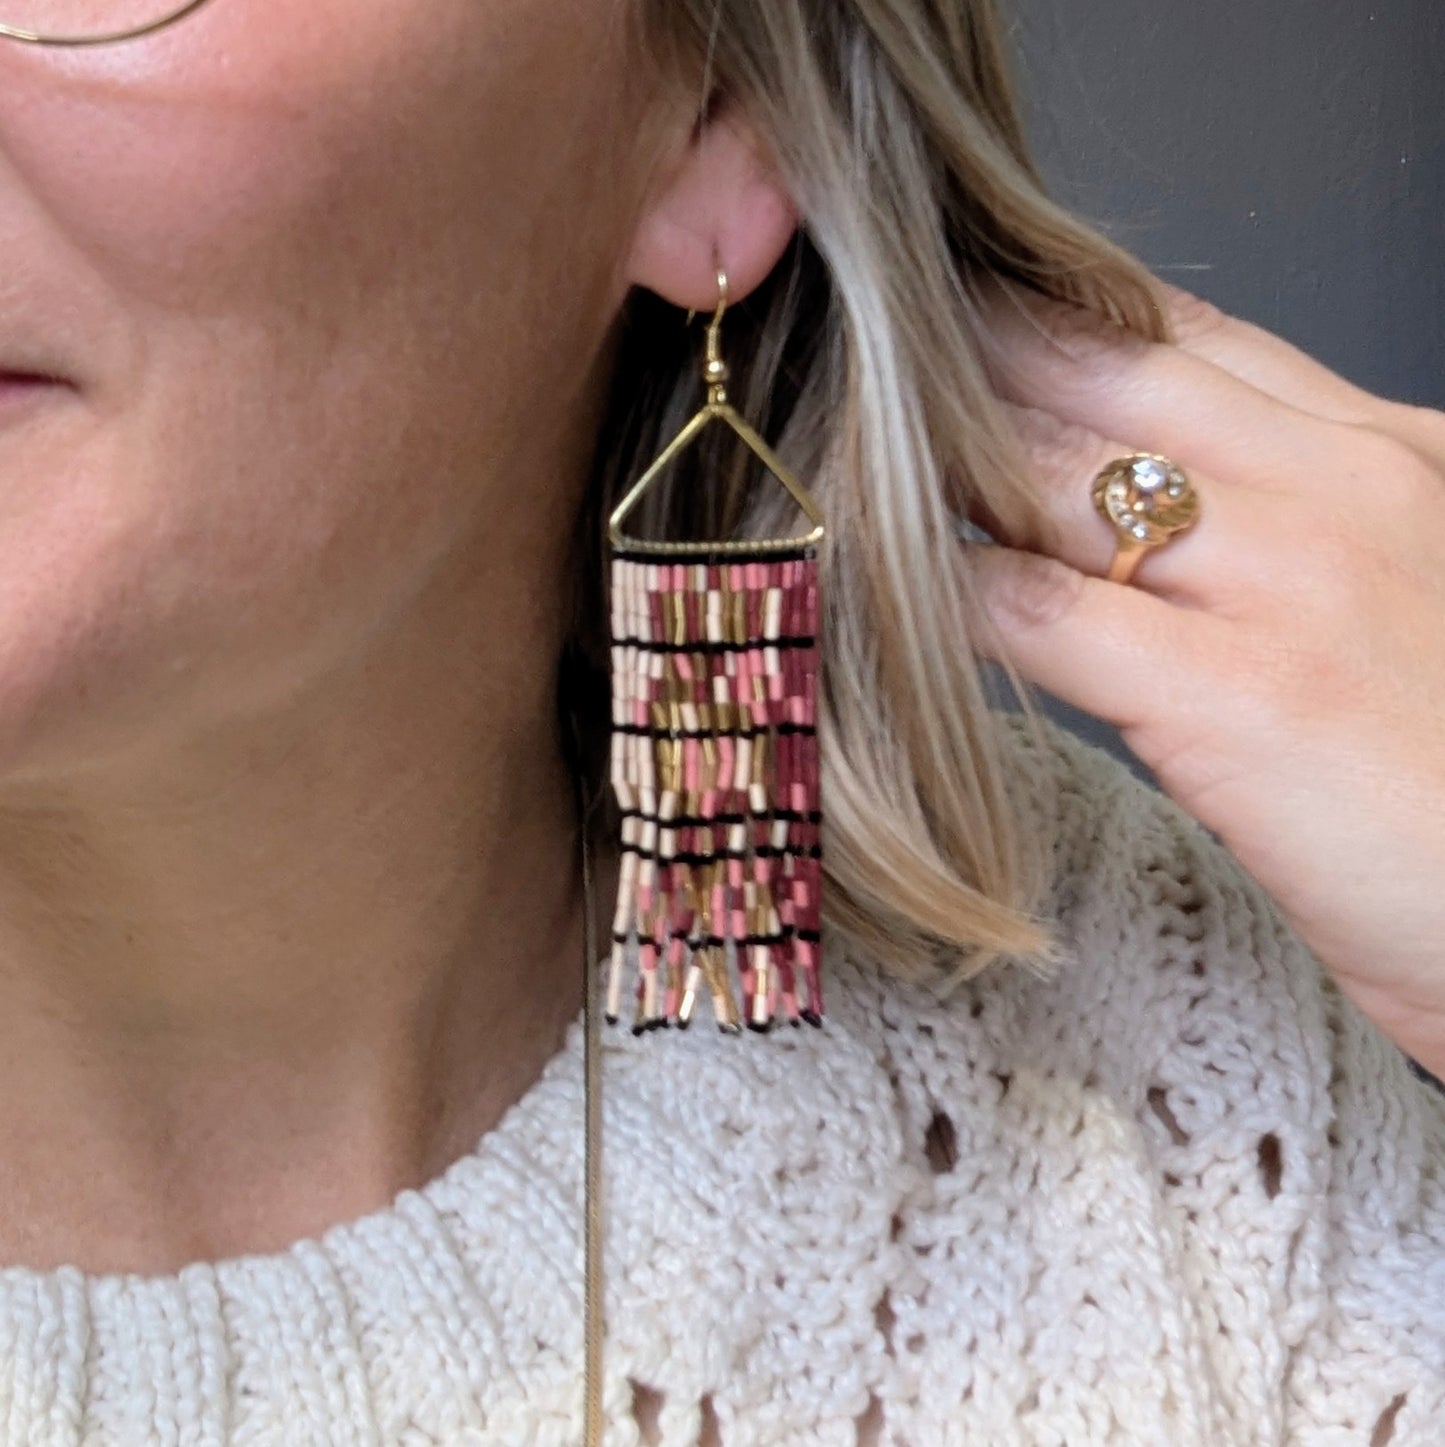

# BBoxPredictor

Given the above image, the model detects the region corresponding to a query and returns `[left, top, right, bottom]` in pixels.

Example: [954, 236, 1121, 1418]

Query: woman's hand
[968, 281, 1445, 1077]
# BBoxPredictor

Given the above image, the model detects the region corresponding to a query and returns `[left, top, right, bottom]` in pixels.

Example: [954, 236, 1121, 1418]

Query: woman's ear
[625, 92, 800, 310]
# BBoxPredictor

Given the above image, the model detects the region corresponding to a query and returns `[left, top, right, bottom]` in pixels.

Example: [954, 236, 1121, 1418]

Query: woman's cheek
[0, 0, 646, 768]
[0, 14, 408, 304]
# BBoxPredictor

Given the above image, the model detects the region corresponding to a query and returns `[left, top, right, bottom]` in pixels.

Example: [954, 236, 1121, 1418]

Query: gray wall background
[1009, 2, 1443, 767]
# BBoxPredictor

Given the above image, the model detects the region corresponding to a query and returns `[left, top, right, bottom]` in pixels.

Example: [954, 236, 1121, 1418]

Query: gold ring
[1090, 452, 1201, 586]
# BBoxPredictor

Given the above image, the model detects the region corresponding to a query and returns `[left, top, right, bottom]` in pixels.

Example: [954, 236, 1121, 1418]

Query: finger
[964, 542, 1222, 732]
[1384, 401, 1445, 469]
[980, 402, 1283, 602]
[979, 285, 1351, 489]
[1158, 282, 1387, 427]
[1161, 283, 1445, 468]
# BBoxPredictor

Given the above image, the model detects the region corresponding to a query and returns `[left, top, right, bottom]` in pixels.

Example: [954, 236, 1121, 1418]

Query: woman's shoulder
[821, 710, 1445, 1444]
[838, 707, 1433, 1197]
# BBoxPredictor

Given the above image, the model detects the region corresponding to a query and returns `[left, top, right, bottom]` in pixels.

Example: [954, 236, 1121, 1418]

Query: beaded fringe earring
[604, 266, 826, 1035]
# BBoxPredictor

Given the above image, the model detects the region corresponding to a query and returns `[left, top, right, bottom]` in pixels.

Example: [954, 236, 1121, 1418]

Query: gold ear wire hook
[702, 267, 729, 403]
[683, 261, 730, 388]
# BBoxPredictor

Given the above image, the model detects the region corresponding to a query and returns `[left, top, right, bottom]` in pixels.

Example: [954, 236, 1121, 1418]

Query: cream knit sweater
[0, 717, 1442, 1446]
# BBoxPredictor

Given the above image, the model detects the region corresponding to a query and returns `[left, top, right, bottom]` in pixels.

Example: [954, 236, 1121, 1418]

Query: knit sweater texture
[0, 716, 1442, 1446]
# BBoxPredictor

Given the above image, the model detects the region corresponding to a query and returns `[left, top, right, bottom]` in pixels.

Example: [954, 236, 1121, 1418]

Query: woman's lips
[0, 371, 68, 412]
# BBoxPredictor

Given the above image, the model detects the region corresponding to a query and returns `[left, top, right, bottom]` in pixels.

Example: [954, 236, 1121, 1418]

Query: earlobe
[624, 94, 800, 311]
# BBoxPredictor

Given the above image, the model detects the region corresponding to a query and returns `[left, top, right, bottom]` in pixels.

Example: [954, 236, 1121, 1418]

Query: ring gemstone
[1131, 458, 1170, 492]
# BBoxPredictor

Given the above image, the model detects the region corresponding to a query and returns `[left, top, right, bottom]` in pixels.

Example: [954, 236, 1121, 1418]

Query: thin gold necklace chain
[581, 808, 605, 1445]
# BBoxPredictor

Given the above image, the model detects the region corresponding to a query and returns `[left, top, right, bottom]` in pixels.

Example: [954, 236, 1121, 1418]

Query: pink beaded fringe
[606, 547, 822, 1033]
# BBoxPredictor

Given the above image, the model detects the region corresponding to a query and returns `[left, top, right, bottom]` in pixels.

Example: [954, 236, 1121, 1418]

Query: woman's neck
[0, 555, 605, 1275]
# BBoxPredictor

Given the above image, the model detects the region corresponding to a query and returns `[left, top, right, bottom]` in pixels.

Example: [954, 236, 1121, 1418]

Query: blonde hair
[567, 0, 1172, 988]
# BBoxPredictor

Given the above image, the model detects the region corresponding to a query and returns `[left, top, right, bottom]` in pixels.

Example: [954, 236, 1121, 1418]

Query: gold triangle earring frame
[607, 266, 825, 554]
